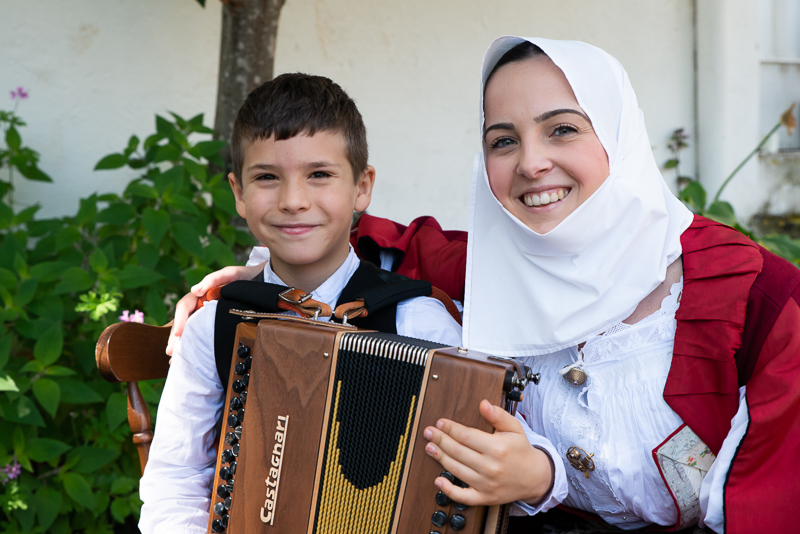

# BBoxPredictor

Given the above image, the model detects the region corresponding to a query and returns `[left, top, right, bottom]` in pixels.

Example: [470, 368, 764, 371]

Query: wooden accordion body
[207, 317, 522, 534]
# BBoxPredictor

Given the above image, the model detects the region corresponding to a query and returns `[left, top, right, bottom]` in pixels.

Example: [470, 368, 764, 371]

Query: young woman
[169, 37, 800, 533]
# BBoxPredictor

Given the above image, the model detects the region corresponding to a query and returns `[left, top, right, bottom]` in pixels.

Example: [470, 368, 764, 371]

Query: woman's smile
[521, 187, 569, 207]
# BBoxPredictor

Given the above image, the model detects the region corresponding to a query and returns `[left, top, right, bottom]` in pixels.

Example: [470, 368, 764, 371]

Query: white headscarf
[463, 36, 694, 357]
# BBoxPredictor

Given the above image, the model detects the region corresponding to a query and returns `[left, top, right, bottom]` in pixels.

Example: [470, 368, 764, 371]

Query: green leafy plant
[673, 103, 800, 266]
[0, 95, 253, 533]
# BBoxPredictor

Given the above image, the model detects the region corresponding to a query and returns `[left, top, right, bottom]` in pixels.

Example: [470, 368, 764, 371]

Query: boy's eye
[489, 137, 516, 150]
[310, 171, 331, 179]
[254, 173, 277, 181]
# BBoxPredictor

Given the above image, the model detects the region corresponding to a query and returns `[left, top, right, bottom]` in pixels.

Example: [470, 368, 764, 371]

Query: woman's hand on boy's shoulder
[166, 263, 266, 357]
[422, 399, 553, 507]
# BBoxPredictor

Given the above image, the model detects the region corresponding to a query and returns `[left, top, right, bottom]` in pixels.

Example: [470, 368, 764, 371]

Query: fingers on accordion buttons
[237, 343, 250, 358]
[440, 471, 455, 484]
[450, 514, 466, 530]
[431, 511, 447, 528]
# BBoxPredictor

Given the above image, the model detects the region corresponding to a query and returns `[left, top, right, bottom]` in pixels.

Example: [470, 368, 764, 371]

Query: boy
[138, 73, 462, 533]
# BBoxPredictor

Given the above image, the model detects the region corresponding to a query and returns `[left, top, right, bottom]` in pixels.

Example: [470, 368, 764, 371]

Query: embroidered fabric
[523, 279, 686, 529]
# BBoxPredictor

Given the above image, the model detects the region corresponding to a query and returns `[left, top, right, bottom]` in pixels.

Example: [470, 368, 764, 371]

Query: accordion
[207, 316, 530, 534]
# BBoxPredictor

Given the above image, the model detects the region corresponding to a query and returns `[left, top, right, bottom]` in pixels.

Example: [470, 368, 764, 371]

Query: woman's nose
[516, 143, 553, 179]
[278, 180, 311, 212]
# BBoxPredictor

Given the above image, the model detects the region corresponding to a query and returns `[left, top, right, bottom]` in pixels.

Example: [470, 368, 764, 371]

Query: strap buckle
[278, 287, 313, 305]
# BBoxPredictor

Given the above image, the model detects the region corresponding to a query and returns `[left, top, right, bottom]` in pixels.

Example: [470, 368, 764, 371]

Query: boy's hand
[423, 399, 553, 507]
[166, 263, 266, 356]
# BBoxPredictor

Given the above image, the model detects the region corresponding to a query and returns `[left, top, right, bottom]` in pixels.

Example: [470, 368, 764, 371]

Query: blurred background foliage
[0, 102, 253, 533]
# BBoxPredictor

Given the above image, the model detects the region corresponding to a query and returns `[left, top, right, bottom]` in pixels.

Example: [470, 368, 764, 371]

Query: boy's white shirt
[138, 247, 462, 534]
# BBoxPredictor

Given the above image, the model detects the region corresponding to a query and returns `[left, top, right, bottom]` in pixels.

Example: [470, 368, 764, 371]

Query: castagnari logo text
[260, 415, 288, 525]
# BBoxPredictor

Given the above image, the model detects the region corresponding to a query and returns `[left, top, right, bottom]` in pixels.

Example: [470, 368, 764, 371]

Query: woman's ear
[354, 165, 376, 213]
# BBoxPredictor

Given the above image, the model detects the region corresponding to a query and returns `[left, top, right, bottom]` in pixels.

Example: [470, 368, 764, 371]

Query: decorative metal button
[563, 367, 587, 386]
[566, 446, 595, 478]
[431, 511, 447, 528]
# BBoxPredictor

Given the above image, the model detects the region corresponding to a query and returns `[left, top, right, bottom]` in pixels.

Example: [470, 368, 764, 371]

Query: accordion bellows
[207, 317, 518, 534]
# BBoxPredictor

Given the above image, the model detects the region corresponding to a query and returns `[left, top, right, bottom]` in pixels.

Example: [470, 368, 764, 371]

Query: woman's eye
[552, 124, 578, 137]
[489, 137, 516, 150]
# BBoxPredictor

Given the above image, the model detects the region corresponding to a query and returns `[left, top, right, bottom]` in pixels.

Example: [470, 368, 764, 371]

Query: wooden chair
[95, 322, 172, 473]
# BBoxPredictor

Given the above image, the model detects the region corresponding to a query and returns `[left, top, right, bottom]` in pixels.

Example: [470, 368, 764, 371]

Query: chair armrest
[96, 322, 172, 383]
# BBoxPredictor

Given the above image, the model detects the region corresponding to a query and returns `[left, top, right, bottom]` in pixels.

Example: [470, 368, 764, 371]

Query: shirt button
[622, 516, 627, 520]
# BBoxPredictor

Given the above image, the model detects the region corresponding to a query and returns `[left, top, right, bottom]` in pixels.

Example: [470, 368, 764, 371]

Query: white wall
[1, 0, 695, 231]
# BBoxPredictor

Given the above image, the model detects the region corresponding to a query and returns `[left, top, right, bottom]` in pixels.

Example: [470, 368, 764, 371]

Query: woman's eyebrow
[483, 122, 514, 141]
[534, 109, 591, 124]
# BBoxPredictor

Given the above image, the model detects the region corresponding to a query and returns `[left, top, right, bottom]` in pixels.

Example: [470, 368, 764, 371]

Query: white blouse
[516, 280, 689, 529]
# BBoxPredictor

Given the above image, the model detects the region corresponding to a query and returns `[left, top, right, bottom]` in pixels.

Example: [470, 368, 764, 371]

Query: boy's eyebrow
[482, 109, 592, 141]
[246, 161, 341, 172]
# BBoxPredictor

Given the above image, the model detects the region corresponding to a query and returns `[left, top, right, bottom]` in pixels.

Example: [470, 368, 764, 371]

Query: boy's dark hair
[485, 41, 546, 89]
[231, 73, 368, 183]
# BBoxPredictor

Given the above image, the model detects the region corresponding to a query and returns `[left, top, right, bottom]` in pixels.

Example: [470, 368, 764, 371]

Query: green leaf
[6, 125, 21, 150]
[67, 446, 120, 474]
[663, 158, 679, 169]
[58, 379, 104, 404]
[110, 497, 131, 523]
[154, 144, 182, 163]
[194, 140, 227, 158]
[53, 266, 93, 294]
[705, 201, 737, 227]
[30, 261, 71, 283]
[63, 472, 96, 511]
[165, 193, 200, 215]
[145, 288, 168, 325]
[96, 203, 136, 226]
[124, 135, 140, 157]
[126, 182, 159, 199]
[759, 234, 800, 262]
[32, 378, 60, 417]
[94, 153, 128, 170]
[195, 0, 206, 6]
[13, 204, 41, 225]
[142, 208, 170, 246]
[14, 395, 45, 426]
[117, 264, 164, 289]
[212, 185, 237, 215]
[34, 323, 63, 366]
[182, 157, 207, 183]
[106, 392, 128, 431]
[678, 181, 707, 213]
[13, 277, 38, 308]
[35, 486, 62, 531]
[110, 476, 136, 495]
[89, 248, 108, 273]
[45, 365, 77, 377]
[26, 438, 70, 462]
[0, 371, 19, 392]
[0, 334, 11, 368]
[173, 222, 204, 256]
[0, 266, 17, 288]
[136, 242, 160, 270]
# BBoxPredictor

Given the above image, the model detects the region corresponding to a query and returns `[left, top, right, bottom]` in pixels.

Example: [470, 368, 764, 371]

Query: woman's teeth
[523, 189, 567, 207]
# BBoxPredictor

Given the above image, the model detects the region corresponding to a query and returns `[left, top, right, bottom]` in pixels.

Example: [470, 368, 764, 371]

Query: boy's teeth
[523, 188, 567, 207]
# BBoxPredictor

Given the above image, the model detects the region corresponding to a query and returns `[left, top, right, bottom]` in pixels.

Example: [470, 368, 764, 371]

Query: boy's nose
[278, 182, 311, 212]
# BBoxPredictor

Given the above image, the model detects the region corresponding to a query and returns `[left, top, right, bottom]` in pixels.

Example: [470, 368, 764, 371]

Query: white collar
[463, 37, 693, 357]
[263, 245, 360, 311]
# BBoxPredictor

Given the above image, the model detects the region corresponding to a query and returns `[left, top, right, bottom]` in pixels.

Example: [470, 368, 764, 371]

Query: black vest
[213, 260, 429, 389]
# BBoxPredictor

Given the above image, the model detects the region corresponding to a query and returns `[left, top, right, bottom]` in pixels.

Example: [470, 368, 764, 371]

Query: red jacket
[351, 213, 800, 533]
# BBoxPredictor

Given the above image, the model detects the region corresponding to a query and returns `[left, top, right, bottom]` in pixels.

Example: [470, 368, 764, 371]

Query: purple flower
[2, 458, 21, 484]
[10, 87, 28, 100]
[119, 309, 144, 323]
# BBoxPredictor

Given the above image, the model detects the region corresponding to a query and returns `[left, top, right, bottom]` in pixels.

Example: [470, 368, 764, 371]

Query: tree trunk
[214, 0, 284, 172]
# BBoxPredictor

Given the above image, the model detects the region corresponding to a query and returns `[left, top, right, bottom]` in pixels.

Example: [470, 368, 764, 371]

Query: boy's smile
[229, 131, 374, 292]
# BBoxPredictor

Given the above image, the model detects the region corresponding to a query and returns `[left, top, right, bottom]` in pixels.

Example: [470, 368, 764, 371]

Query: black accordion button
[224, 496, 232, 510]
[440, 471, 455, 484]
[232, 443, 240, 457]
[234, 426, 243, 440]
[237, 408, 245, 421]
[240, 391, 247, 404]
[450, 514, 466, 530]
[213, 502, 225, 516]
[227, 414, 239, 428]
[221, 449, 234, 464]
[230, 461, 237, 475]
[216, 484, 229, 499]
[211, 519, 224, 532]
[224, 432, 237, 446]
[221, 515, 229, 528]
[454, 501, 468, 511]
[226, 482, 234, 492]
[242, 373, 250, 387]
[219, 466, 232, 481]
[232, 380, 245, 393]
[435, 492, 451, 506]
[245, 355, 252, 369]
[431, 511, 447, 528]
[234, 362, 246, 376]
[237, 344, 250, 358]
[229, 397, 242, 411]
[430, 532, 442, 534]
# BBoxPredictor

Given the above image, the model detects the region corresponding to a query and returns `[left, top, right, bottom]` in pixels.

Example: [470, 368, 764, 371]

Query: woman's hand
[423, 399, 553, 507]
[166, 263, 266, 356]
